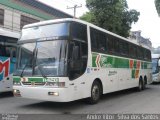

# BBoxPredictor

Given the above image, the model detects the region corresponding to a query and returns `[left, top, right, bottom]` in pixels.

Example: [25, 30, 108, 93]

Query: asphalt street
[0, 84, 160, 119]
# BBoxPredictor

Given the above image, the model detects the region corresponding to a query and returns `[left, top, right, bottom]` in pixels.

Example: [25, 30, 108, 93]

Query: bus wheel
[87, 81, 101, 104]
[143, 76, 147, 90]
[137, 79, 143, 91]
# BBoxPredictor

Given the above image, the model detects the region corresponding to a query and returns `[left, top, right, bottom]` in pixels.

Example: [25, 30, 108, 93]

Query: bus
[152, 54, 160, 82]
[0, 29, 19, 93]
[13, 18, 152, 104]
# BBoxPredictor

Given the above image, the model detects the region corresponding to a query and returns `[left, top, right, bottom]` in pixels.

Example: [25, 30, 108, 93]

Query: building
[129, 30, 152, 49]
[0, 0, 72, 33]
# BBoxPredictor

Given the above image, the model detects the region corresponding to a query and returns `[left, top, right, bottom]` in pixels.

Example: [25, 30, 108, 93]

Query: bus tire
[143, 76, 147, 90]
[137, 79, 143, 91]
[87, 80, 101, 104]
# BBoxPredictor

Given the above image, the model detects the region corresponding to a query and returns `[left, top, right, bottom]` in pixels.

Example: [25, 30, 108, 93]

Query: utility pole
[67, 4, 82, 18]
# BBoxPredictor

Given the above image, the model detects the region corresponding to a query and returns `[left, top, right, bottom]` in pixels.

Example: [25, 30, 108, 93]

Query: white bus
[152, 54, 160, 82]
[13, 18, 152, 104]
[0, 29, 19, 93]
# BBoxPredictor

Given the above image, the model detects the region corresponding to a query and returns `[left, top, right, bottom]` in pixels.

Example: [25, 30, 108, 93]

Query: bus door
[68, 41, 88, 99]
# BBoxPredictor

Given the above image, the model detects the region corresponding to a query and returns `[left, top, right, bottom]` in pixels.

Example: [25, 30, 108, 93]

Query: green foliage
[155, 0, 160, 16]
[80, 0, 140, 37]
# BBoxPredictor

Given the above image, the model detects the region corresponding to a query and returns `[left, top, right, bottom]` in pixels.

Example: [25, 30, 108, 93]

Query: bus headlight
[13, 81, 21, 86]
[48, 92, 59, 96]
[13, 89, 21, 97]
[45, 82, 65, 88]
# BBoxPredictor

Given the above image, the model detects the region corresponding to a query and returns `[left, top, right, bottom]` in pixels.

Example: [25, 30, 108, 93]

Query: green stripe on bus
[92, 53, 151, 69]
[132, 70, 136, 78]
[13, 77, 21, 82]
[28, 78, 44, 82]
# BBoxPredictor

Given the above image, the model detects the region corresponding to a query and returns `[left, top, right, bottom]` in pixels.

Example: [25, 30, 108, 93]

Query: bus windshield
[20, 22, 69, 41]
[15, 40, 68, 77]
[14, 21, 88, 79]
[152, 58, 159, 74]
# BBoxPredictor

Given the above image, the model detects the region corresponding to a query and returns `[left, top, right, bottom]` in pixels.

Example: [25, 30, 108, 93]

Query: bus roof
[23, 18, 150, 50]
[152, 54, 160, 59]
[0, 28, 20, 39]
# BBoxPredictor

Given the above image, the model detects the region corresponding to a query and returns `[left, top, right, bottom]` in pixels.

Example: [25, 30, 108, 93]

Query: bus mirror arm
[158, 60, 160, 66]
[10, 55, 16, 63]
[10, 49, 16, 63]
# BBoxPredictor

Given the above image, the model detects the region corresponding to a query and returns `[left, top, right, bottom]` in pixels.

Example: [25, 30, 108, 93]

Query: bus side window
[108, 35, 115, 54]
[144, 49, 147, 60]
[147, 50, 151, 61]
[112, 38, 119, 54]
[5, 47, 11, 57]
[0, 44, 5, 56]
[98, 31, 106, 52]
[90, 28, 98, 51]
[119, 40, 124, 55]
[137, 46, 143, 59]
[90, 27, 107, 52]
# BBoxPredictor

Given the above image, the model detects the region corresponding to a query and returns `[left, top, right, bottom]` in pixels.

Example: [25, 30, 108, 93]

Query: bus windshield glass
[20, 22, 70, 41]
[152, 58, 159, 74]
[15, 40, 68, 77]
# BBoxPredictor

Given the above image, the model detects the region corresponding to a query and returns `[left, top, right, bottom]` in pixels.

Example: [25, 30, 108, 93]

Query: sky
[38, 0, 160, 48]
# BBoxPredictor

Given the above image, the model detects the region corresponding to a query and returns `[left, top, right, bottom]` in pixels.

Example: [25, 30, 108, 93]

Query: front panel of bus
[152, 58, 160, 82]
[13, 21, 89, 101]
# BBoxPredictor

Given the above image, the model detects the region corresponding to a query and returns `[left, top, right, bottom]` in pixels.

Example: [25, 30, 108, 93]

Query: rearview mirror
[72, 46, 79, 60]
[10, 50, 16, 63]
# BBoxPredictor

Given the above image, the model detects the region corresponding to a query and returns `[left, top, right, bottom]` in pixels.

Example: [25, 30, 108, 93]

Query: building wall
[129, 31, 152, 50]
[0, 0, 72, 33]
[0, 3, 45, 33]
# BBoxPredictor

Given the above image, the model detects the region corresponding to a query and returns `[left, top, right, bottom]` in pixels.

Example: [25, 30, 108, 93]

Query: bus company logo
[96, 54, 101, 68]
[0, 58, 10, 81]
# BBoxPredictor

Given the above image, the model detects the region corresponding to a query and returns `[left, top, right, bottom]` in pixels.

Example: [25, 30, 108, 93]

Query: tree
[155, 0, 160, 16]
[80, 0, 140, 37]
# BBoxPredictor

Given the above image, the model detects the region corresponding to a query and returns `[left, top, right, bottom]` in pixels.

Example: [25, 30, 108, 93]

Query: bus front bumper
[13, 86, 73, 102]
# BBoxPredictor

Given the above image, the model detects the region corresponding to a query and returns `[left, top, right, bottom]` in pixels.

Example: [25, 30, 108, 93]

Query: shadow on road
[0, 91, 13, 98]
[17, 87, 151, 114]
[151, 82, 160, 85]
[20, 100, 86, 114]
[101, 87, 150, 101]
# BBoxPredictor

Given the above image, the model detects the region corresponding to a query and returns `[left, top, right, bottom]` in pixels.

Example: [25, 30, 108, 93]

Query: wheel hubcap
[139, 81, 142, 89]
[92, 85, 100, 101]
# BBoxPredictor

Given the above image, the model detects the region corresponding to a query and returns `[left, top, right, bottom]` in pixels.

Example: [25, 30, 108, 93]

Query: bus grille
[22, 82, 45, 86]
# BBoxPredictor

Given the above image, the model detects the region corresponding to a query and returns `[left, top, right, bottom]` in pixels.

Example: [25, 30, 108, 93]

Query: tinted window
[137, 47, 144, 59]
[21, 15, 39, 29]
[144, 49, 148, 60]
[71, 22, 87, 42]
[21, 23, 70, 40]
[108, 35, 119, 54]
[68, 41, 88, 80]
[0, 9, 4, 25]
[129, 44, 137, 58]
[0, 36, 17, 57]
[147, 50, 151, 61]
[90, 27, 107, 52]
[90, 28, 98, 50]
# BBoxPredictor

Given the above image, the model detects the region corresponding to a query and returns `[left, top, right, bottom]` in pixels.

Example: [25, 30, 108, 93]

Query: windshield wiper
[20, 58, 32, 77]
[36, 65, 47, 79]
[33, 48, 48, 79]
[20, 46, 35, 77]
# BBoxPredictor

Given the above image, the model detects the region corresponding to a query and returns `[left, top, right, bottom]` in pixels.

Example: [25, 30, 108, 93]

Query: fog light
[48, 92, 59, 96]
[13, 89, 21, 97]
